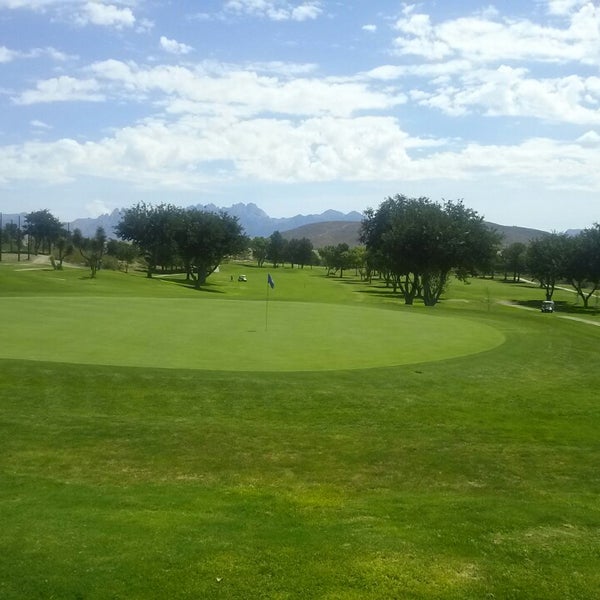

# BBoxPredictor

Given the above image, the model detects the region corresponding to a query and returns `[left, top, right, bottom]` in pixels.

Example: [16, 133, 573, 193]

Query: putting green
[1, 297, 504, 371]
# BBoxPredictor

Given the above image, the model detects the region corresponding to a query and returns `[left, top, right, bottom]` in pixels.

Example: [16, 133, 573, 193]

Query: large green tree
[361, 195, 500, 306]
[115, 203, 182, 277]
[174, 209, 246, 288]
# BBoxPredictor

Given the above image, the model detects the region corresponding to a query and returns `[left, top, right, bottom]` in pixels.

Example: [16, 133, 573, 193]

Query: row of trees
[499, 226, 600, 307]
[250, 231, 315, 269]
[5, 202, 599, 306]
[0, 209, 113, 275]
[1, 209, 63, 260]
[3, 207, 316, 284]
[0, 209, 142, 276]
[359, 195, 600, 308]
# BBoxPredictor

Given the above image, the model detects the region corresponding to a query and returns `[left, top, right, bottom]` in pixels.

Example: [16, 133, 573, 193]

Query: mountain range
[2, 202, 555, 247]
[64, 202, 363, 239]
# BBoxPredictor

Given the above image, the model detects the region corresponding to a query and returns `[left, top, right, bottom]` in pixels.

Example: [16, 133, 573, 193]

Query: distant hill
[281, 221, 361, 247]
[484, 222, 549, 246]
[280, 220, 549, 248]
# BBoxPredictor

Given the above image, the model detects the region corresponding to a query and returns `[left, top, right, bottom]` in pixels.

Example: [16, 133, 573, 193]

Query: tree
[361, 195, 501, 306]
[319, 243, 351, 277]
[501, 242, 527, 282]
[564, 224, 600, 308]
[52, 230, 73, 270]
[175, 209, 247, 289]
[348, 246, 368, 278]
[3, 222, 19, 253]
[527, 233, 570, 300]
[106, 239, 139, 273]
[295, 237, 314, 269]
[250, 237, 268, 267]
[24, 209, 63, 254]
[115, 202, 182, 277]
[72, 227, 107, 278]
[286, 237, 314, 269]
[361, 198, 424, 301]
[267, 231, 287, 268]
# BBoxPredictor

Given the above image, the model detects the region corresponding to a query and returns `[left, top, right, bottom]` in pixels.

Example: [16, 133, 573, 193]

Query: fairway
[0, 297, 503, 371]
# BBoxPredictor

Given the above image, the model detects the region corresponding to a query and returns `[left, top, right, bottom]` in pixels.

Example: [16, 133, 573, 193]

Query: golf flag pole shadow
[265, 273, 275, 331]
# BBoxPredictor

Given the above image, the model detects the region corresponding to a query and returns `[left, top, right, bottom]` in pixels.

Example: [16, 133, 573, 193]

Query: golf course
[1, 258, 599, 599]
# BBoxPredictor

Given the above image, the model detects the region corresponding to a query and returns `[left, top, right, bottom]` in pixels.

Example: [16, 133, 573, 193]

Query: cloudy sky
[0, 0, 599, 230]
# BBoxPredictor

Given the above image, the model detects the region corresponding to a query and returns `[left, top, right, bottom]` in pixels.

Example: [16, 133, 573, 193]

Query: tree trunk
[195, 266, 208, 289]
[422, 271, 447, 306]
[398, 273, 419, 305]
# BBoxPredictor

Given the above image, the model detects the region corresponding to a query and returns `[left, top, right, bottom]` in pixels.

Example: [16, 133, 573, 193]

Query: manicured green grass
[0, 296, 504, 371]
[1, 258, 599, 599]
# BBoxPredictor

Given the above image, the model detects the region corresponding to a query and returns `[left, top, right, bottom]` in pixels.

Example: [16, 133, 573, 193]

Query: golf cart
[541, 300, 555, 313]
[238, 274, 247, 282]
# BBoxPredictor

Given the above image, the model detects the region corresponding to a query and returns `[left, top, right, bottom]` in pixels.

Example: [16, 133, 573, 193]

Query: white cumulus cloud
[159, 36, 193, 55]
[76, 2, 136, 28]
[13, 76, 104, 105]
[224, 0, 322, 21]
[392, 3, 600, 65]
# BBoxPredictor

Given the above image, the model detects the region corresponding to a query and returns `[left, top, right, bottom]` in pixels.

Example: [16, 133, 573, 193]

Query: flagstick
[265, 278, 270, 331]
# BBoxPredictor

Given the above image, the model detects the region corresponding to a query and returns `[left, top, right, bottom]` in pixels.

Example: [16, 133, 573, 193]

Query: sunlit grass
[0, 259, 599, 598]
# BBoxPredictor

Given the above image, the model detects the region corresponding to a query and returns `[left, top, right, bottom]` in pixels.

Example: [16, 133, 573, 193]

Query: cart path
[498, 301, 600, 327]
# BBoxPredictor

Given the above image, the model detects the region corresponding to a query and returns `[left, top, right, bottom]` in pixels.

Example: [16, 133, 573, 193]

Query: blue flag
[267, 273, 275, 289]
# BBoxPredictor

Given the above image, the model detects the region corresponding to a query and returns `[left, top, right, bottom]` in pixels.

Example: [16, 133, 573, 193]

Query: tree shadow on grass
[233, 263, 266, 270]
[327, 275, 405, 300]
[355, 288, 403, 300]
[155, 276, 225, 294]
[497, 280, 540, 290]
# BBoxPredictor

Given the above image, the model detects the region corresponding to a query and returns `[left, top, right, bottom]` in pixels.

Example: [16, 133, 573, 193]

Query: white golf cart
[541, 300, 555, 313]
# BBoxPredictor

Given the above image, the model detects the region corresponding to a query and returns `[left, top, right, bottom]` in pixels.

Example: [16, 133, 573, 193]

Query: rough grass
[0, 258, 599, 599]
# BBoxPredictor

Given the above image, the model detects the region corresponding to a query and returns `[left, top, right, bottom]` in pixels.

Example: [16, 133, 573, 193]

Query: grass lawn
[1, 258, 599, 599]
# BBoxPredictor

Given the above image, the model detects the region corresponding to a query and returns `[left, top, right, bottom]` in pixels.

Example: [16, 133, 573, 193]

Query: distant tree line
[250, 231, 316, 269]
[496, 225, 600, 307]
[0, 209, 111, 276]
[3, 201, 599, 306]
[1, 205, 248, 285]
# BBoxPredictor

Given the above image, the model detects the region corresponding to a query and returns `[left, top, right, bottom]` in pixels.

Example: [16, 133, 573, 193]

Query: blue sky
[0, 0, 599, 231]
